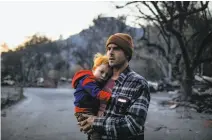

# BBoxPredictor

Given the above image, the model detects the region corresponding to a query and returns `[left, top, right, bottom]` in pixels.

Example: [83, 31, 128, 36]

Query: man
[78, 33, 151, 140]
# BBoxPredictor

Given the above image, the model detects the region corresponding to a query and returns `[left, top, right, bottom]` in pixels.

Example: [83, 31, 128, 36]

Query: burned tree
[117, 1, 212, 99]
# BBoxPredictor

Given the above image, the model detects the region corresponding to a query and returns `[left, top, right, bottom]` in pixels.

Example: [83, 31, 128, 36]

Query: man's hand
[78, 114, 97, 134]
[76, 113, 89, 122]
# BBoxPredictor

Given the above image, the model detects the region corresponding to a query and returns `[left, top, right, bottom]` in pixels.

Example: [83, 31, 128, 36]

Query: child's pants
[75, 112, 101, 140]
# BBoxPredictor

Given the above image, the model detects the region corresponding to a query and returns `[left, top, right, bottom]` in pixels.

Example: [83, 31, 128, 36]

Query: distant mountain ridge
[67, 17, 143, 49]
[56, 16, 144, 68]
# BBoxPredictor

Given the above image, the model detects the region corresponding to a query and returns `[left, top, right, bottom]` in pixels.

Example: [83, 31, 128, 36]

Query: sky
[2, 1, 211, 50]
[0, 1, 135, 49]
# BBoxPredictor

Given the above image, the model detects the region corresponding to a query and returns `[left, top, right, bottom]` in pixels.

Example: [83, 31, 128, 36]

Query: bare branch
[139, 27, 167, 57]
[162, 1, 175, 20]
[139, 2, 170, 37]
[142, 2, 160, 20]
[135, 2, 171, 56]
[158, 29, 170, 51]
[200, 2, 209, 27]
[193, 31, 212, 68]
[137, 8, 171, 52]
[194, 57, 212, 69]
[207, 7, 212, 19]
[135, 15, 157, 21]
[199, 57, 212, 64]
[170, 2, 175, 17]
[151, 1, 168, 23]
[116, 1, 140, 9]
[176, 1, 184, 13]
[169, 1, 209, 23]
[167, 26, 191, 72]
[197, 31, 212, 58]
[185, 31, 200, 47]
[135, 5, 158, 21]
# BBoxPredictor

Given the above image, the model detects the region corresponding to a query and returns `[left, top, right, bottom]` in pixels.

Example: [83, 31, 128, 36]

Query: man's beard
[109, 59, 126, 69]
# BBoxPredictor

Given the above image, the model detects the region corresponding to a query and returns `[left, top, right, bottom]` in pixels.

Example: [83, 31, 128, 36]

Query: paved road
[1, 88, 212, 140]
[1, 88, 86, 140]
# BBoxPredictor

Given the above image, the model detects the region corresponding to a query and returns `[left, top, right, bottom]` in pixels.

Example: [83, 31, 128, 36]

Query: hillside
[1, 16, 166, 86]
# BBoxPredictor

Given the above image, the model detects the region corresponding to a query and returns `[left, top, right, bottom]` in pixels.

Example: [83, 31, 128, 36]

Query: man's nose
[108, 48, 114, 55]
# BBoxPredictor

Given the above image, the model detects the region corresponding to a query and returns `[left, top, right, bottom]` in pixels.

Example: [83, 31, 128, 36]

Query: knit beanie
[106, 33, 134, 60]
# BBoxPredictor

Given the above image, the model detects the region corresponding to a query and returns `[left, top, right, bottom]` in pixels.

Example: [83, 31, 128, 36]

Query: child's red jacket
[72, 70, 111, 114]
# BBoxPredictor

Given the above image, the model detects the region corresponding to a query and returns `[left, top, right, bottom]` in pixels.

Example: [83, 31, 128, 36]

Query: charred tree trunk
[181, 67, 194, 100]
[168, 63, 172, 81]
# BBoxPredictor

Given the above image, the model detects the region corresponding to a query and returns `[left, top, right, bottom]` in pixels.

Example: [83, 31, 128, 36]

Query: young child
[72, 53, 112, 140]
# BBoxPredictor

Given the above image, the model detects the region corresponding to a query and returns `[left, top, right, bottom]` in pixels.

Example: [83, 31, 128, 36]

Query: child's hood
[71, 70, 94, 88]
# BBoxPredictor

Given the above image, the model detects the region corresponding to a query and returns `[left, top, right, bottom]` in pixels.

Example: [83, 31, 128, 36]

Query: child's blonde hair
[92, 53, 109, 70]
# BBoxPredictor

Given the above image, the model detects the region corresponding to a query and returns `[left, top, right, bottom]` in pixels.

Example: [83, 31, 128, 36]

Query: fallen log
[202, 76, 212, 86]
